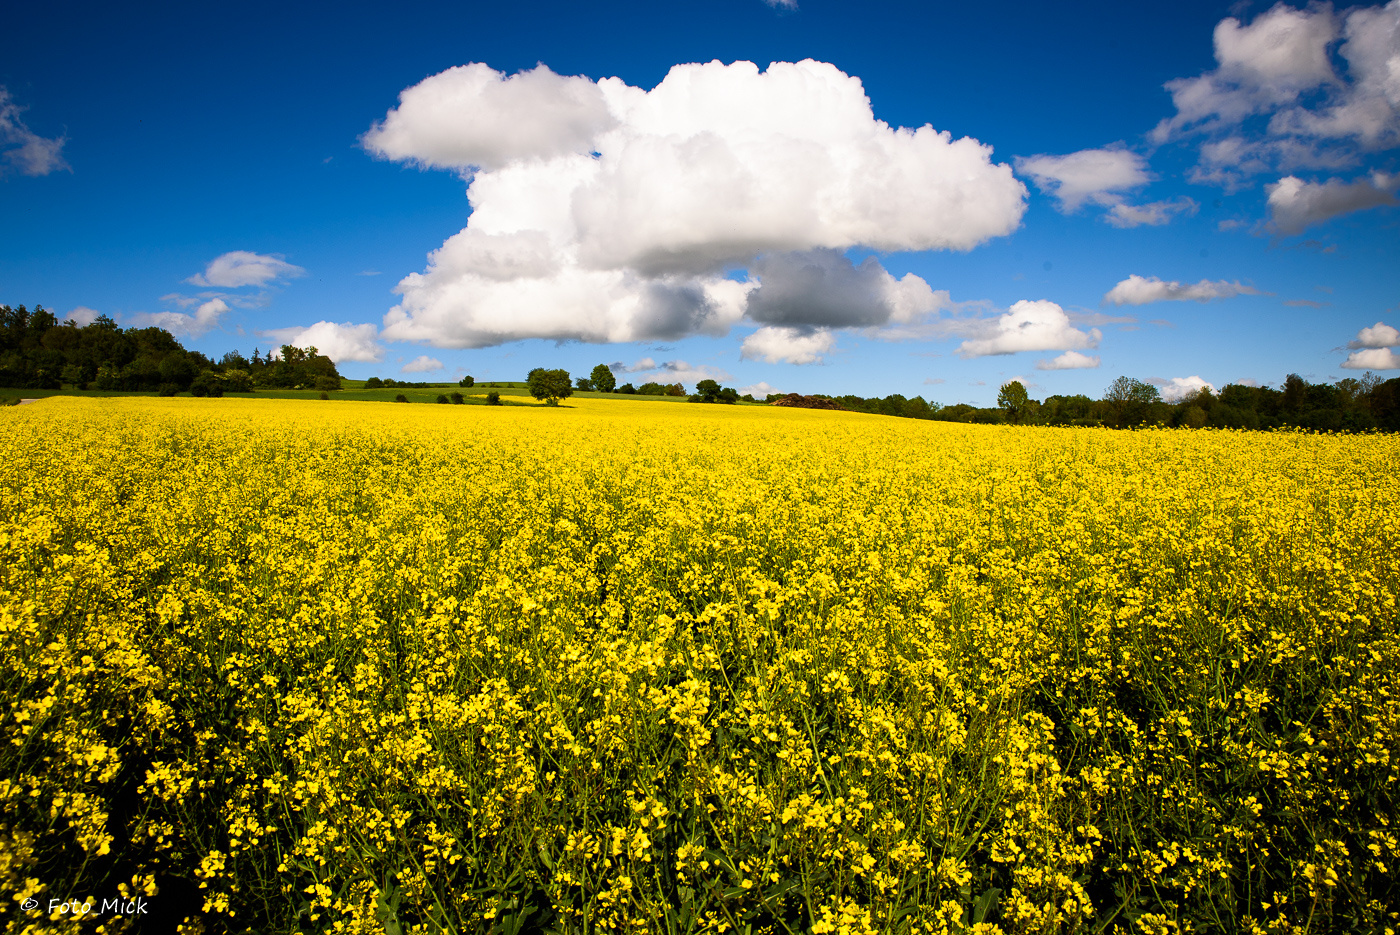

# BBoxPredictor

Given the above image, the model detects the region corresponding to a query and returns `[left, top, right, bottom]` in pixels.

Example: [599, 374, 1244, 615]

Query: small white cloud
[129, 298, 231, 338]
[741, 326, 837, 364]
[401, 355, 444, 373]
[188, 251, 306, 288]
[1266, 173, 1399, 236]
[1036, 351, 1101, 370]
[66, 306, 102, 326]
[0, 87, 68, 177]
[738, 381, 780, 397]
[1342, 347, 1400, 369]
[763, 0, 798, 8]
[261, 321, 383, 362]
[1016, 147, 1149, 212]
[1153, 375, 1217, 402]
[923, 376, 946, 385]
[358, 270, 382, 276]
[956, 299, 1100, 358]
[1105, 197, 1199, 228]
[1349, 321, 1400, 348]
[1104, 274, 1262, 306]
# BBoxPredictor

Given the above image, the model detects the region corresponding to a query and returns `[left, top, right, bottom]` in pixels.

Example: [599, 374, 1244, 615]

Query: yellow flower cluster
[1, 396, 1397, 934]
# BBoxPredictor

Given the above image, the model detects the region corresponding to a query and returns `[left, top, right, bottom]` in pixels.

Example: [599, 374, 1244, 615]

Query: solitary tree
[590, 363, 616, 393]
[997, 380, 1030, 423]
[527, 368, 574, 405]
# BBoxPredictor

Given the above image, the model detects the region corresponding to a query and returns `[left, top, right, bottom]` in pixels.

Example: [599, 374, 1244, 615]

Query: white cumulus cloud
[1104, 274, 1262, 306]
[0, 87, 68, 177]
[1349, 321, 1400, 348]
[741, 326, 838, 365]
[401, 355, 444, 373]
[1342, 347, 1400, 369]
[1036, 351, 1101, 370]
[188, 251, 306, 288]
[1265, 172, 1399, 235]
[367, 59, 1026, 348]
[956, 300, 1101, 358]
[1155, 375, 1217, 402]
[261, 321, 383, 362]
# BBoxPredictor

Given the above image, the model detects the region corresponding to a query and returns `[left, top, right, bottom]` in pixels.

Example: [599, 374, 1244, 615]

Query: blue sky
[2, 0, 1397, 404]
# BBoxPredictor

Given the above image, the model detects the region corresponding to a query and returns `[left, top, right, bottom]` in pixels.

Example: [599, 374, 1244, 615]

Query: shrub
[315, 375, 341, 392]
[459, 376, 474, 388]
[364, 377, 383, 389]
[395, 394, 409, 403]
[436, 394, 450, 404]
[486, 392, 501, 405]
[319, 391, 330, 400]
[158, 384, 180, 397]
[450, 392, 464, 405]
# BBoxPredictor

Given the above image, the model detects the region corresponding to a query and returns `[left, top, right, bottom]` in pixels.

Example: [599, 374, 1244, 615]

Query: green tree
[590, 364, 616, 393]
[997, 380, 1031, 423]
[458, 375, 474, 387]
[1104, 376, 1161, 427]
[527, 368, 573, 405]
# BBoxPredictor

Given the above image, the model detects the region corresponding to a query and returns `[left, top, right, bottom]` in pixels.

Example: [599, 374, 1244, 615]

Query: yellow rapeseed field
[1, 396, 1397, 935]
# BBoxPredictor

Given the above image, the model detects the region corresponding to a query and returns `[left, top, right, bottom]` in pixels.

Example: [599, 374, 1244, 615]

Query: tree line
[0, 304, 342, 394]
[823, 373, 1400, 431]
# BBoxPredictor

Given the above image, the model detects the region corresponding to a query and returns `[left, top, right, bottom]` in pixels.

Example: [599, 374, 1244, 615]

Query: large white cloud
[367, 59, 1026, 348]
[189, 251, 306, 288]
[261, 321, 383, 362]
[956, 300, 1101, 358]
[1266, 172, 1399, 234]
[0, 87, 68, 177]
[1104, 274, 1263, 306]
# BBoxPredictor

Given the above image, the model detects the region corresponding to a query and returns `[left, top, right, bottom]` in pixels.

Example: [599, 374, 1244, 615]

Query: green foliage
[486, 392, 502, 406]
[365, 377, 384, 389]
[997, 381, 1031, 423]
[617, 383, 636, 394]
[590, 363, 616, 393]
[575, 377, 593, 392]
[395, 394, 409, 403]
[450, 392, 464, 405]
[527, 368, 573, 404]
[690, 379, 740, 404]
[458, 375, 474, 388]
[436, 394, 450, 404]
